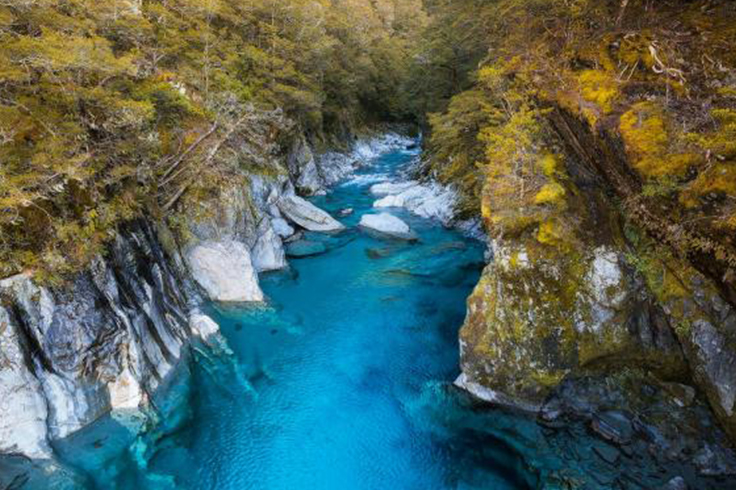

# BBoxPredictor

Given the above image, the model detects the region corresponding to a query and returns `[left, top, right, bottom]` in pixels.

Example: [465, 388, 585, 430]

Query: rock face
[454, 106, 736, 461]
[277, 194, 345, 232]
[0, 306, 52, 459]
[186, 240, 264, 302]
[251, 218, 288, 272]
[359, 213, 414, 239]
[287, 135, 323, 196]
[0, 220, 196, 458]
[458, 242, 686, 410]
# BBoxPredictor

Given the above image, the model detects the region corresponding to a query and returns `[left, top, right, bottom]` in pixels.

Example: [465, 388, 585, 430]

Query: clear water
[49, 147, 538, 489]
[28, 145, 736, 490]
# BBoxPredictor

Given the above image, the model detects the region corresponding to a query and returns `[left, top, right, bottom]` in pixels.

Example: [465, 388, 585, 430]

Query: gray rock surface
[277, 195, 345, 232]
[251, 219, 287, 272]
[0, 305, 52, 459]
[0, 220, 193, 458]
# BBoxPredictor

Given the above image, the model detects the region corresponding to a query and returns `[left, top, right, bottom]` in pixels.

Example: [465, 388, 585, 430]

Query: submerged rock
[277, 194, 345, 232]
[186, 240, 264, 302]
[285, 240, 328, 258]
[359, 213, 415, 240]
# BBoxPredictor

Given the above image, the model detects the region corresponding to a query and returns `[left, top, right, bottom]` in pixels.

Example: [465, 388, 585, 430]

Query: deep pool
[49, 146, 539, 490]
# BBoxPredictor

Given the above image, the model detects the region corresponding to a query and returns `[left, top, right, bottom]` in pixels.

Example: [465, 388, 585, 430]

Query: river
[50, 143, 539, 489]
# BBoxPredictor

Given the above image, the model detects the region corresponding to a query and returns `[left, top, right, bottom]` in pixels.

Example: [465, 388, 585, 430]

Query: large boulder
[186, 240, 264, 302]
[359, 213, 415, 240]
[277, 195, 345, 232]
[458, 242, 686, 411]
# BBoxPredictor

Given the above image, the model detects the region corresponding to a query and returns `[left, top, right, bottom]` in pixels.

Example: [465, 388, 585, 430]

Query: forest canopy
[0, 0, 425, 279]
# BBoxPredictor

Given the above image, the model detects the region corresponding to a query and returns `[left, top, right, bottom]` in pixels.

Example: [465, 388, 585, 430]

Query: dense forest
[0, 0, 426, 280]
[2, 0, 736, 334]
[6, 0, 735, 294]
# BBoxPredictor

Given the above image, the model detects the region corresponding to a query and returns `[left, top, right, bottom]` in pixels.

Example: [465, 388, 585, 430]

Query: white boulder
[271, 217, 295, 238]
[277, 195, 345, 232]
[359, 213, 414, 239]
[372, 181, 456, 226]
[186, 240, 264, 302]
[370, 181, 419, 196]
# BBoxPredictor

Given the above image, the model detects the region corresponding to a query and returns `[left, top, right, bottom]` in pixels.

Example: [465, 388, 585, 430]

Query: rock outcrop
[458, 241, 687, 409]
[0, 220, 197, 459]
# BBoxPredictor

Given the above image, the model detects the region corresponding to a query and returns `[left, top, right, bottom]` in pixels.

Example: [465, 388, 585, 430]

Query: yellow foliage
[537, 219, 566, 249]
[619, 102, 699, 179]
[534, 182, 566, 206]
[578, 70, 618, 114]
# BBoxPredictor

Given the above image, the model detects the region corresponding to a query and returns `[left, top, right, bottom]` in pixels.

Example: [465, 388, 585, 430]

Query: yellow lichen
[534, 182, 566, 206]
[619, 102, 699, 179]
[578, 70, 618, 113]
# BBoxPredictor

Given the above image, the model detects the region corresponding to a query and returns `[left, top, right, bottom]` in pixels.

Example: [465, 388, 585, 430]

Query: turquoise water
[50, 147, 538, 489]
[31, 145, 736, 490]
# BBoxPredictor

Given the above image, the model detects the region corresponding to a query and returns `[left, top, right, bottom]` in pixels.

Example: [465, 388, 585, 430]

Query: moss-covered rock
[458, 233, 688, 410]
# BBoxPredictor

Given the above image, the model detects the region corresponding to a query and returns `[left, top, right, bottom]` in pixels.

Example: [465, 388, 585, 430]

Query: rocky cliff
[454, 106, 736, 482]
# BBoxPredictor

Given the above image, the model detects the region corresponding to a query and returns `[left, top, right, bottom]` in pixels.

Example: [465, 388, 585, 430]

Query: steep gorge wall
[0, 132, 406, 463]
[455, 106, 736, 480]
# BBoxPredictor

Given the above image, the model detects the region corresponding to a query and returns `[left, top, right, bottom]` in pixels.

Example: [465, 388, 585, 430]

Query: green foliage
[0, 0, 427, 279]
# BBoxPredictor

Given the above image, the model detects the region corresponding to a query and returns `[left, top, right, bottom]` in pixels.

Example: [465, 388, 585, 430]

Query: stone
[592, 443, 621, 465]
[371, 181, 456, 226]
[107, 366, 143, 411]
[359, 213, 415, 239]
[693, 443, 736, 476]
[370, 181, 419, 196]
[251, 220, 287, 272]
[271, 217, 295, 238]
[591, 411, 634, 445]
[287, 135, 324, 195]
[189, 313, 221, 341]
[662, 476, 688, 490]
[0, 307, 52, 459]
[186, 240, 264, 302]
[277, 195, 345, 232]
[689, 320, 736, 419]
